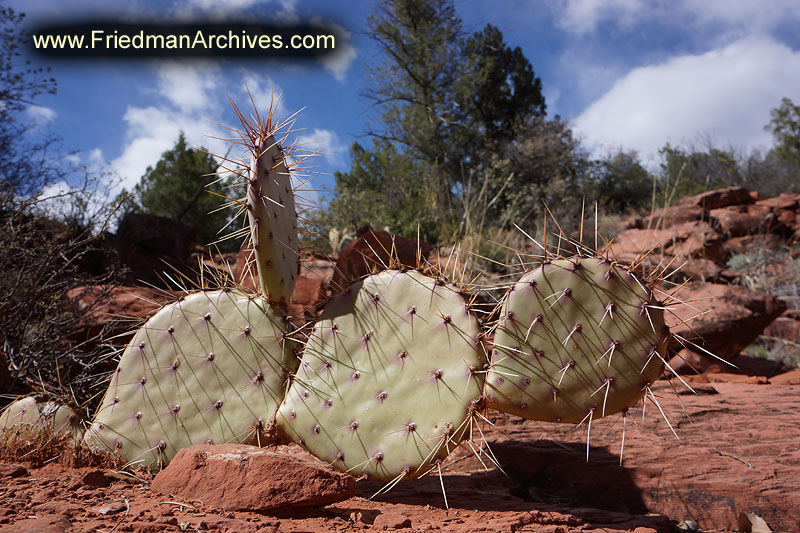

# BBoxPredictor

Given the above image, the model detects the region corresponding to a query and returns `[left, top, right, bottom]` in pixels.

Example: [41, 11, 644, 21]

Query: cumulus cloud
[574, 36, 800, 158]
[310, 17, 357, 82]
[303, 128, 347, 167]
[558, 0, 643, 34]
[238, 71, 289, 120]
[24, 105, 57, 127]
[111, 104, 229, 192]
[176, 0, 298, 22]
[557, 0, 800, 35]
[156, 62, 220, 112]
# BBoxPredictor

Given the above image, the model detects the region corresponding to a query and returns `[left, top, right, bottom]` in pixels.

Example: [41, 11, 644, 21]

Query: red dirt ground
[1, 377, 798, 532]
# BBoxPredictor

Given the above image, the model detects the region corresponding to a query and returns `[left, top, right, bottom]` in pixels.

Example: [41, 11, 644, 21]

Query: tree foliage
[765, 97, 800, 165]
[0, 2, 60, 195]
[119, 133, 238, 251]
[329, 0, 549, 242]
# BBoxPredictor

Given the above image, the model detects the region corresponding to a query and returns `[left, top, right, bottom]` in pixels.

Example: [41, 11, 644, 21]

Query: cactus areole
[486, 257, 668, 424]
[248, 134, 299, 307]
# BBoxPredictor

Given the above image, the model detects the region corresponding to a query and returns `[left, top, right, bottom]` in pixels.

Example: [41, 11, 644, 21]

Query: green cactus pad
[248, 133, 299, 306]
[84, 290, 295, 468]
[486, 257, 668, 424]
[277, 270, 485, 482]
[0, 397, 83, 442]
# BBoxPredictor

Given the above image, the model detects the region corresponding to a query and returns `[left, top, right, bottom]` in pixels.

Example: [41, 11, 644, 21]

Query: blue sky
[12, 0, 800, 204]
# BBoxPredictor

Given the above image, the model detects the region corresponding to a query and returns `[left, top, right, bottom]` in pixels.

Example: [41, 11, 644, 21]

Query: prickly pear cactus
[248, 133, 299, 307]
[485, 257, 668, 423]
[277, 270, 486, 482]
[85, 290, 295, 468]
[0, 396, 83, 442]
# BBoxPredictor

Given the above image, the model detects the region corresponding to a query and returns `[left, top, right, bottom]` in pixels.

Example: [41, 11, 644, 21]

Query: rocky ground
[2, 370, 799, 532]
[3, 186, 800, 532]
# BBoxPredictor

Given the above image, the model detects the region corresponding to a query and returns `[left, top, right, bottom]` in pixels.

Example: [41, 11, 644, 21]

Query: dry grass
[0, 425, 125, 470]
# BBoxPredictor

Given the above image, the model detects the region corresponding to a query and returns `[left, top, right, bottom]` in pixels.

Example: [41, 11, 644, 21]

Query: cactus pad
[486, 257, 668, 423]
[85, 290, 294, 468]
[248, 133, 299, 306]
[0, 397, 83, 442]
[277, 270, 486, 482]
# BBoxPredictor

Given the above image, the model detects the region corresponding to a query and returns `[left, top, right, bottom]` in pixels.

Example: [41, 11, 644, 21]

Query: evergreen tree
[118, 133, 237, 251]
[329, 0, 547, 242]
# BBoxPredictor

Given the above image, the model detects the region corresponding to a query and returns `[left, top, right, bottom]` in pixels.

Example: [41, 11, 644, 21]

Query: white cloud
[574, 37, 800, 159]
[24, 105, 57, 126]
[156, 62, 219, 112]
[64, 148, 105, 170]
[303, 128, 347, 167]
[238, 71, 289, 120]
[111, 105, 228, 192]
[557, 0, 800, 36]
[176, 0, 298, 22]
[311, 17, 357, 82]
[558, 0, 643, 34]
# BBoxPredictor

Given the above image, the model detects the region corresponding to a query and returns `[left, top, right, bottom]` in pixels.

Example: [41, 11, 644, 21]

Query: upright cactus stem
[248, 133, 299, 308]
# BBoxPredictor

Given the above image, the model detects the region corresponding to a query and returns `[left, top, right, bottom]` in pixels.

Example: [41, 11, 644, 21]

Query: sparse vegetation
[728, 249, 800, 369]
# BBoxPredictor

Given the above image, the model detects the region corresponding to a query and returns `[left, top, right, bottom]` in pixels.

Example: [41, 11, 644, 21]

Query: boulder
[151, 444, 355, 511]
[331, 227, 432, 291]
[666, 282, 787, 361]
[764, 315, 800, 342]
[634, 203, 705, 230]
[753, 193, 800, 236]
[608, 221, 725, 266]
[723, 234, 782, 256]
[709, 207, 765, 237]
[678, 186, 754, 210]
[116, 213, 198, 261]
[66, 285, 179, 343]
[287, 274, 326, 322]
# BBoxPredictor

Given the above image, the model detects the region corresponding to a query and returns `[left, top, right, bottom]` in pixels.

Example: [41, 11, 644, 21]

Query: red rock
[634, 203, 705, 230]
[79, 470, 110, 488]
[678, 186, 755, 210]
[754, 193, 800, 211]
[709, 207, 765, 237]
[679, 258, 722, 282]
[331, 227, 432, 291]
[231, 247, 258, 291]
[667, 282, 787, 361]
[0, 515, 71, 533]
[770, 370, 800, 385]
[764, 316, 800, 341]
[66, 285, 179, 343]
[0, 464, 28, 478]
[150, 444, 355, 510]
[723, 234, 782, 256]
[300, 257, 335, 289]
[287, 275, 325, 322]
[608, 221, 725, 267]
[373, 511, 413, 529]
